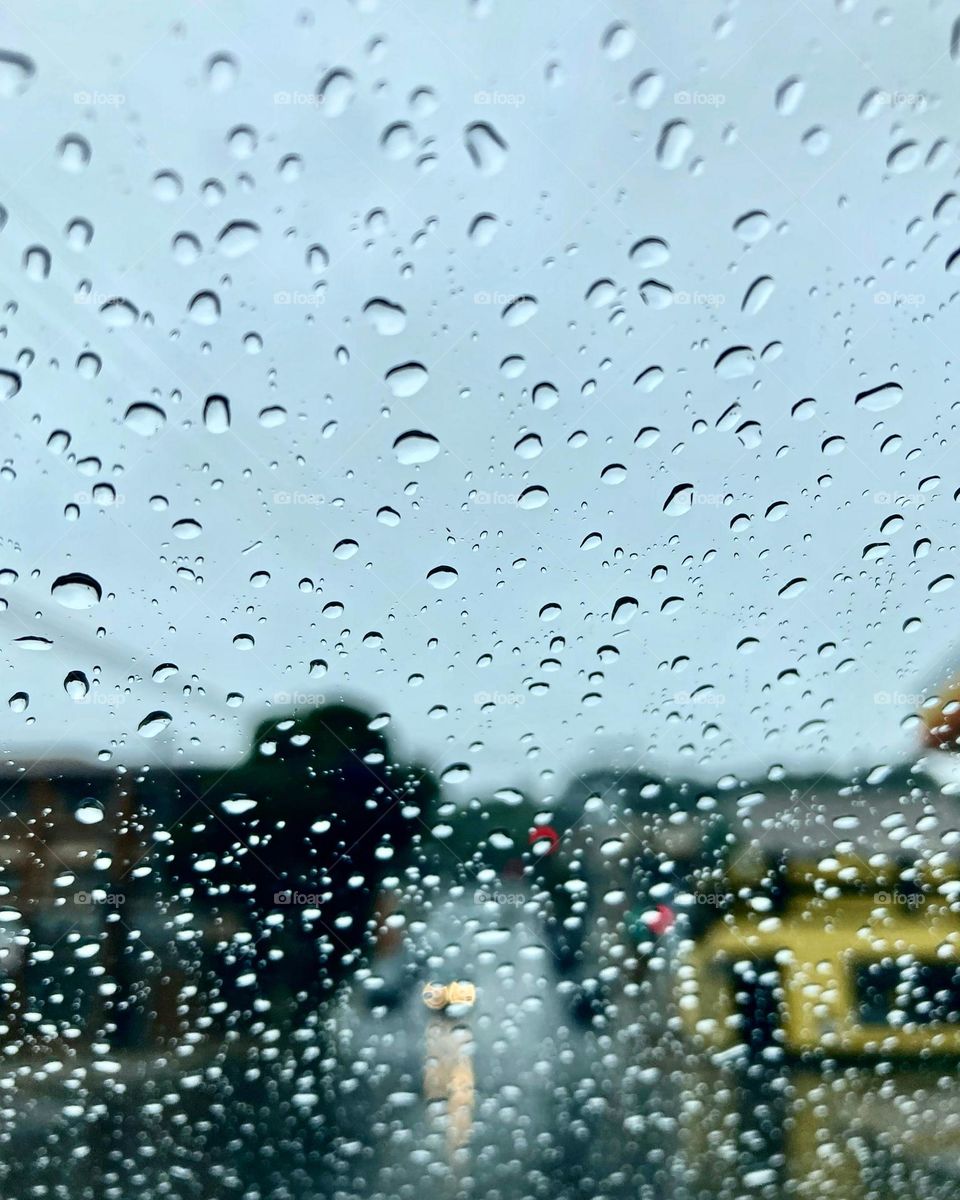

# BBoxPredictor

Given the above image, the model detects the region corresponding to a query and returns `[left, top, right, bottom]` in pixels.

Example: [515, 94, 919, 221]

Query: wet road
[1, 887, 959, 1199]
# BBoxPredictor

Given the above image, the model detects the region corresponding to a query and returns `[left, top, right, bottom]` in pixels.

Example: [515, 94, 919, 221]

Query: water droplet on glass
[124, 402, 166, 436]
[216, 220, 260, 257]
[317, 69, 355, 116]
[203, 394, 230, 432]
[0, 50, 35, 97]
[393, 430, 439, 464]
[855, 381, 902, 411]
[464, 121, 508, 174]
[51, 572, 102, 609]
[385, 361, 428, 397]
[138, 711, 172, 738]
[656, 120, 693, 169]
[57, 134, 91, 172]
[188, 290, 220, 324]
[427, 565, 458, 589]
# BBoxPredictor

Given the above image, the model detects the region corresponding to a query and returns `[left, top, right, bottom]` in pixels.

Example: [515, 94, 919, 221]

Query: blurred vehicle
[537, 769, 729, 1021]
[683, 768, 960, 1058]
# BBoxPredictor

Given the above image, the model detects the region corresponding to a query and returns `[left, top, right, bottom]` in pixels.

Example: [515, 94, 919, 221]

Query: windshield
[1, 2, 959, 1198]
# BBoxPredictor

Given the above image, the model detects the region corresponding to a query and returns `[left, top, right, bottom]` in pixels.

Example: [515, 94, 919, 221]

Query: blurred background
[3, 0, 960, 1196]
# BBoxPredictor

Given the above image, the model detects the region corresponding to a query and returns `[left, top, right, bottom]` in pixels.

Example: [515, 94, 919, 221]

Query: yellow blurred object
[682, 877, 960, 1057]
[919, 674, 960, 747]
[421, 980, 476, 1009]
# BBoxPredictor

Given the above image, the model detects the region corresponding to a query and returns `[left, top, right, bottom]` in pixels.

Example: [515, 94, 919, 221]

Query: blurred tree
[161, 703, 434, 1002]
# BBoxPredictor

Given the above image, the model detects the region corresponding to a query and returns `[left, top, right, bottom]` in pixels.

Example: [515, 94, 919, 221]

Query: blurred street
[0, 885, 958, 1200]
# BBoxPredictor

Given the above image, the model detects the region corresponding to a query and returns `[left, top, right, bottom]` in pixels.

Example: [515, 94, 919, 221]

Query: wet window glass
[3, 3, 960, 1198]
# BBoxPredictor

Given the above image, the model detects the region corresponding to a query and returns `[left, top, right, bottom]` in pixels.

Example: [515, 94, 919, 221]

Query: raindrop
[518, 485, 549, 509]
[172, 519, 202, 539]
[385, 361, 428, 397]
[216, 220, 260, 257]
[124, 403, 166, 436]
[0, 370, 21, 400]
[51, 573, 102, 609]
[775, 76, 805, 115]
[203, 394, 230, 432]
[855, 382, 902, 412]
[317, 68, 355, 116]
[663, 483, 693, 515]
[363, 298, 406, 335]
[734, 210, 771, 243]
[464, 121, 508, 174]
[0, 50, 35, 97]
[100, 298, 139, 327]
[602, 21, 635, 59]
[138, 711, 172, 738]
[469, 213, 498, 245]
[612, 596, 639, 625]
[714, 346, 756, 379]
[206, 53, 238, 92]
[656, 120, 693, 169]
[393, 430, 439, 464]
[64, 671, 90, 698]
[742, 275, 775, 314]
[630, 71, 663, 109]
[188, 290, 221, 324]
[427, 565, 458, 589]
[502, 295, 538, 326]
[57, 134, 91, 172]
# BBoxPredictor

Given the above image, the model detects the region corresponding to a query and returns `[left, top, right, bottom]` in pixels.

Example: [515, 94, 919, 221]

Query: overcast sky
[1, 0, 959, 801]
